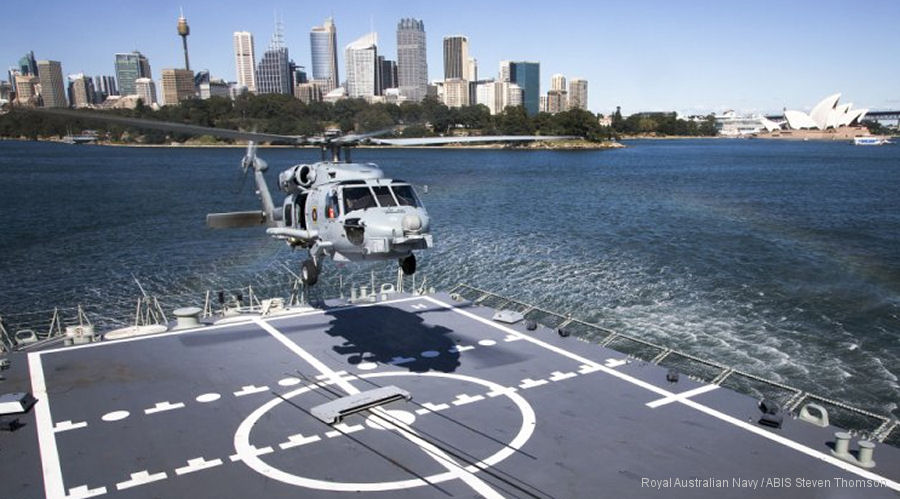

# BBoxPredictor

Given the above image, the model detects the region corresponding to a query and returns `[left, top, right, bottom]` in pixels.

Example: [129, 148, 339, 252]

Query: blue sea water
[0, 139, 897, 417]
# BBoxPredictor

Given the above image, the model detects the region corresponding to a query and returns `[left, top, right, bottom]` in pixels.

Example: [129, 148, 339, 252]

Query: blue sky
[4, 0, 899, 115]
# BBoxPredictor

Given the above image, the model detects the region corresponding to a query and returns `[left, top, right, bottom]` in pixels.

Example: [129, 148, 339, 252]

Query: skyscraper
[161, 69, 194, 104]
[134, 77, 157, 105]
[257, 22, 292, 95]
[115, 51, 152, 96]
[310, 18, 339, 91]
[177, 11, 191, 71]
[377, 56, 397, 95]
[94, 75, 118, 99]
[396, 18, 427, 102]
[498, 61, 510, 82]
[19, 51, 38, 77]
[568, 78, 588, 110]
[509, 61, 540, 115]
[37, 60, 67, 108]
[345, 32, 378, 99]
[67, 74, 95, 108]
[15, 74, 38, 105]
[551, 74, 566, 92]
[443, 36, 468, 80]
[233, 31, 257, 93]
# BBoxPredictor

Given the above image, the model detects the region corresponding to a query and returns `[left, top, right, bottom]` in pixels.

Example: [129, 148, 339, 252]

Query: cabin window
[391, 184, 420, 207]
[372, 186, 397, 207]
[284, 204, 293, 227]
[343, 186, 377, 212]
[325, 191, 339, 219]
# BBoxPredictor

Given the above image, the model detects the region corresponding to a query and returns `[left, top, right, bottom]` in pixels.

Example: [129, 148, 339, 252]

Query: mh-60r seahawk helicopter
[37, 109, 574, 285]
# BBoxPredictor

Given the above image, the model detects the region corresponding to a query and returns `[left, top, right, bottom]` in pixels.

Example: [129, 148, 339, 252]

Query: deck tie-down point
[311, 386, 411, 424]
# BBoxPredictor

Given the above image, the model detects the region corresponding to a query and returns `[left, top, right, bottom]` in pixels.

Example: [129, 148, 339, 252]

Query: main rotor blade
[30, 108, 307, 144]
[370, 135, 579, 146]
[332, 127, 399, 145]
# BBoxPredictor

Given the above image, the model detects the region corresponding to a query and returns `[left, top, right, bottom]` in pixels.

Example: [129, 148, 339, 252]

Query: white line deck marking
[144, 401, 185, 414]
[116, 470, 167, 490]
[486, 387, 518, 398]
[646, 384, 720, 408]
[234, 385, 269, 397]
[66, 484, 107, 498]
[175, 457, 223, 476]
[231, 445, 274, 461]
[280, 433, 322, 449]
[549, 371, 577, 382]
[27, 353, 65, 499]
[196, 393, 221, 403]
[604, 358, 628, 368]
[478, 339, 497, 346]
[252, 316, 505, 499]
[422, 402, 450, 412]
[424, 295, 900, 492]
[411, 303, 429, 310]
[502, 334, 522, 342]
[519, 378, 549, 389]
[452, 394, 485, 406]
[101, 410, 129, 422]
[53, 420, 87, 433]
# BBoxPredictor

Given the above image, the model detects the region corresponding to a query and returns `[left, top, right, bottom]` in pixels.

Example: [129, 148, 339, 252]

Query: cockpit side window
[343, 186, 377, 212]
[325, 191, 339, 219]
[372, 186, 397, 207]
[391, 184, 420, 207]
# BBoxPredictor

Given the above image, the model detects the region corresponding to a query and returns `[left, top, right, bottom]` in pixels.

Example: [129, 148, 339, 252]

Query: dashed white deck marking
[410, 303, 429, 310]
[175, 457, 223, 476]
[357, 362, 378, 370]
[234, 385, 269, 397]
[452, 394, 485, 406]
[604, 358, 628, 368]
[424, 295, 900, 493]
[549, 371, 577, 382]
[278, 377, 302, 386]
[53, 420, 87, 433]
[279, 433, 322, 449]
[388, 356, 416, 365]
[503, 334, 522, 342]
[315, 371, 348, 380]
[230, 445, 273, 462]
[144, 401, 185, 414]
[448, 345, 474, 353]
[116, 470, 167, 491]
[486, 387, 518, 398]
[478, 339, 497, 346]
[66, 484, 107, 499]
[518, 378, 549, 389]
[420, 350, 440, 358]
[101, 410, 129, 422]
[422, 402, 450, 412]
[327, 423, 365, 437]
[646, 384, 719, 409]
[196, 393, 221, 403]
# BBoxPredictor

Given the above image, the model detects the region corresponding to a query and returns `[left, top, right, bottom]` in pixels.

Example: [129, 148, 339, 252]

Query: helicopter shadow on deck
[322, 305, 461, 373]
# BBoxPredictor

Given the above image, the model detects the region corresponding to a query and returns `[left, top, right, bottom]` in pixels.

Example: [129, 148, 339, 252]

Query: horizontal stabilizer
[207, 211, 266, 229]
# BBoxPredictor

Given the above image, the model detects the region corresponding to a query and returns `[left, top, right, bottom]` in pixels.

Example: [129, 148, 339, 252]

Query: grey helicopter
[35, 108, 575, 285]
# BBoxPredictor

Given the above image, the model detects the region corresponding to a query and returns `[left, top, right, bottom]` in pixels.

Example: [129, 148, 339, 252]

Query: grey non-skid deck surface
[3, 293, 899, 498]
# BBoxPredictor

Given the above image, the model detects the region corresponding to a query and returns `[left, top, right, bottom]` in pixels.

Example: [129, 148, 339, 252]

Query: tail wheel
[301, 259, 318, 286]
[400, 254, 417, 275]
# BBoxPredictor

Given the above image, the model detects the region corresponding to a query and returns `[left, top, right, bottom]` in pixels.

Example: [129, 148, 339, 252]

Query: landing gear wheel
[400, 254, 417, 275]
[301, 259, 318, 286]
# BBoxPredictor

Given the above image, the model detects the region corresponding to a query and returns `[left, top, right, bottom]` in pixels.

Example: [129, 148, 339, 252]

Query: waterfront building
[443, 78, 469, 108]
[509, 61, 539, 115]
[134, 77, 157, 105]
[507, 83, 523, 108]
[378, 56, 397, 94]
[443, 36, 468, 80]
[396, 18, 427, 102]
[783, 93, 867, 130]
[19, 51, 38, 77]
[546, 89, 567, 114]
[498, 60, 510, 82]
[160, 68, 194, 105]
[568, 78, 588, 110]
[233, 31, 257, 93]
[14, 74, 39, 105]
[115, 51, 152, 96]
[310, 17, 339, 92]
[256, 23, 292, 95]
[714, 111, 780, 136]
[37, 60, 67, 108]
[0, 80, 11, 103]
[477, 79, 517, 115]
[67, 74, 95, 108]
[198, 79, 228, 100]
[551, 73, 566, 92]
[539, 95, 548, 113]
[345, 32, 378, 99]
[229, 83, 248, 100]
[294, 82, 323, 103]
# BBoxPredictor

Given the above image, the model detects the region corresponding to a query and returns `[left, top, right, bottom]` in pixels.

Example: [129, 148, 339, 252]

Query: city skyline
[2, 0, 899, 115]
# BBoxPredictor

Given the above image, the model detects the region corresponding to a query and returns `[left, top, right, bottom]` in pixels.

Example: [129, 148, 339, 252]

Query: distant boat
[853, 136, 890, 146]
[62, 130, 98, 145]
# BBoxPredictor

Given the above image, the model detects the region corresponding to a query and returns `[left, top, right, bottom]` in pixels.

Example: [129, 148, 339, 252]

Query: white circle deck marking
[234, 371, 535, 492]
[101, 410, 129, 422]
[196, 393, 221, 403]
[420, 350, 440, 358]
[478, 339, 497, 346]
[278, 377, 302, 386]
[356, 362, 378, 371]
[365, 409, 416, 430]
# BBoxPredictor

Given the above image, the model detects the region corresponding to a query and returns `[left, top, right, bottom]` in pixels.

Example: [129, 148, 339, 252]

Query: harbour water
[0, 139, 897, 418]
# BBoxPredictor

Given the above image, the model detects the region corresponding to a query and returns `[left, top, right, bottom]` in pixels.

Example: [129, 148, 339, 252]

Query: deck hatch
[311, 386, 411, 424]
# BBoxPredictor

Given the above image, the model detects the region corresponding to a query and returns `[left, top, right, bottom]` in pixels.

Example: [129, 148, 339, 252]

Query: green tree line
[0, 94, 715, 143]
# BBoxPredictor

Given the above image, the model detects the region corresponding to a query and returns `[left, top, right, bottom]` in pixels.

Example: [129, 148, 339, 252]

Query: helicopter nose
[402, 214, 423, 234]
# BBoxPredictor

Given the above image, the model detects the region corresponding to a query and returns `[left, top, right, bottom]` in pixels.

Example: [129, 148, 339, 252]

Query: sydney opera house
[782, 93, 867, 130]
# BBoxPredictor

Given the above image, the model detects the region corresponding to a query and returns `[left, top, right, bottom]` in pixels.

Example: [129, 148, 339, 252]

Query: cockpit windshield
[391, 184, 420, 207]
[343, 187, 377, 212]
[371, 186, 397, 207]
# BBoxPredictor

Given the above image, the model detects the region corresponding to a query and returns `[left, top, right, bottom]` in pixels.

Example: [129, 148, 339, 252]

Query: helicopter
[34, 108, 575, 285]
